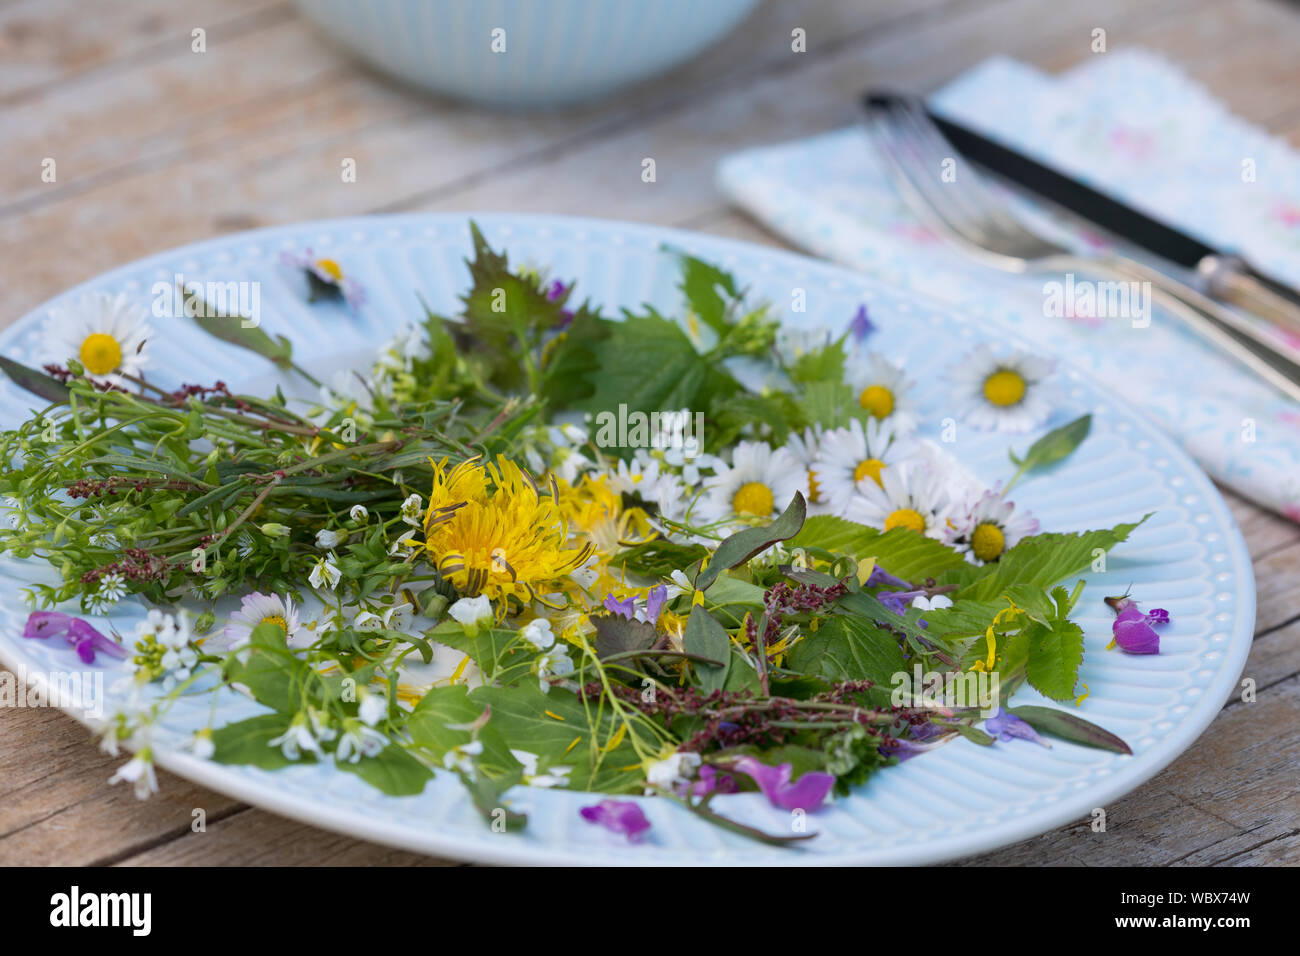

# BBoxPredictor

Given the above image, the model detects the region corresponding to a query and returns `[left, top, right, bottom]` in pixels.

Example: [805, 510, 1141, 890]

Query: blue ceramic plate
[0, 214, 1254, 865]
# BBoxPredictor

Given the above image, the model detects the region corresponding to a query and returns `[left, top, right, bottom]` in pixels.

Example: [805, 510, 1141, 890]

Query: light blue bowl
[292, 0, 762, 109]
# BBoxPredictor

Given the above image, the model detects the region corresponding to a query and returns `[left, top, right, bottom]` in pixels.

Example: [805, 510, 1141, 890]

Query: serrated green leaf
[1023, 617, 1085, 701]
[786, 612, 907, 685]
[791, 516, 967, 582]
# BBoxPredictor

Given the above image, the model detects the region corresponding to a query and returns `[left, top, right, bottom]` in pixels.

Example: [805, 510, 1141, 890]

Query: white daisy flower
[699, 440, 807, 526]
[43, 291, 151, 384]
[810, 418, 912, 518]
[944, 488, 1040, 564]
[846, 353, 919, 435]
[845, 461, 951, 539]
[950, 344, 1056, 433]
[223, 591, 302, 649]
[782, 426, 831, 514]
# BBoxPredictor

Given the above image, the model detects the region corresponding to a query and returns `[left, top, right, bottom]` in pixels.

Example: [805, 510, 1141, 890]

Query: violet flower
[1106, 595, 1170, 655]
[579, 799, 652, 841]
[602, 584, 667, 625]
[847, 304, 875, 343]
[690, 764, 739, 797]
[985, 708, 1050, 748]
[23, 611, 126, 664]
[731, 756, 835, 811]
[866, 565, 911, 590]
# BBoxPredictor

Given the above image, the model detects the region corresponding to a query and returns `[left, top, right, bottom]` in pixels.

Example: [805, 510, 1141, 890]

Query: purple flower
[1107, 596, 1170, 655]
[866, 565, 911, 590]
[847, 304, 875, 343]
[985, 708, 1050, 748]
[602, 584, 667, 624]
[731, 756, 835, 811]
[878, 588, 924, 616]
[579, 799, 652, 841]
[545, 279, 570, 302]
[690, 764, 739, 797]
[23, 611, 126, 664]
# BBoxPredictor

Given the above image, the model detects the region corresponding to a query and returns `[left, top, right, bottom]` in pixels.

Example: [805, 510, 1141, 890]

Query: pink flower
[23, 611, 126, 664]
[579, 799, 651, 841]
[731, 756, 835, 811]
[1106, 595, 1170, 655]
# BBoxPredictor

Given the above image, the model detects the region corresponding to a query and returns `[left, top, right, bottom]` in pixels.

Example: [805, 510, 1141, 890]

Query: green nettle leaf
[796, 380, 863, 430]
[580, 311, 739, 422]
[0, 356, 71, 403]
[592, 615, 658, 662]
[336, 744, 433, 796]
[1023, 617, 1085, 701]
[1010, 413, 1092, 471]
[709, 391, 798, 449]
[786, 613, 907, 686]
[672, 249, 741, 336]
[787, 338, 847, 387]
[1008, 705, 1132, 754]
[539, 306, 610, 408]
[405, 684, 522, 781]
[469, 684, 641, 792]
[957, 517, 1149, 602]
[695, 492, 806, 591]
[791, 516, 967, 582]
[211, 714, 298, 769]
[684, 606, 732, 692]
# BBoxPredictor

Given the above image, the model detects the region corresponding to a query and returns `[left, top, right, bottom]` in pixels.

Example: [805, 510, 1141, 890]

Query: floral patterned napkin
[717, 50, 1300, 522]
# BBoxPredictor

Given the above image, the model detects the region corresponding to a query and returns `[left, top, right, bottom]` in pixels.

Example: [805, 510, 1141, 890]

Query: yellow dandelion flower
[420, 456, 591, 606]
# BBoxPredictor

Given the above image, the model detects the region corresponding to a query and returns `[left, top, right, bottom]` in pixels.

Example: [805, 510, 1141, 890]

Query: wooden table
[1, 0, 1297, 867]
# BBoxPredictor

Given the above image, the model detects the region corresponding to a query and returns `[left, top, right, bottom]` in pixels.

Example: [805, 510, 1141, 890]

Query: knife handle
[1197, 255, 1300, 338]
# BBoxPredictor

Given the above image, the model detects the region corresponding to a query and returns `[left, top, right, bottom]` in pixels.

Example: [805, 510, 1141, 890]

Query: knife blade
[878, 94, 1300, 335]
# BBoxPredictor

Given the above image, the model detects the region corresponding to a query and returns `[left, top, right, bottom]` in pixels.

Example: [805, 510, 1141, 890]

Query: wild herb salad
[0, 224, 1169, 845]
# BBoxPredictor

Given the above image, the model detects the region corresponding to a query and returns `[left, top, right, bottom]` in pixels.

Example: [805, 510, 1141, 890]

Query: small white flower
[388, 528, 418, 555]
[337, 720, 387, 763]
[400, 493, 423, 527]
[309, 552, 342, 590]
[911, 594, 954, 611]
[510, 749, 573, 788]
[357, 687, 387, 726]
[349, 504, 369, 523]
[536, 643, 574, 693]
[315, 528, 341, 549]
[268, 711, 326, 761]
[448, 594, 493, 633]
[950, 344, 1056, 433]
[109, 749, 159, 800]
[443, 739, 484, 776]
[353, 610, 384, 630]
[645, 751, 701, 791]
[189, 728, 216, 760]
[520, 617, 555, 651]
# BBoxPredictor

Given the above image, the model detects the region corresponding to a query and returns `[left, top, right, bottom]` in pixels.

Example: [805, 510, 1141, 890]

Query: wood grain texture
[0, 0, 1297, 867]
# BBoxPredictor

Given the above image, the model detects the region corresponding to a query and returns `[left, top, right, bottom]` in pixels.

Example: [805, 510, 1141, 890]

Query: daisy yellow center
[970, 522, 1006, 562]
[79, 333, 122, 376]
[983, 369, 1026, 407]
[259, 614, 288, 633]
[859, 384, 895, 418]
[732, 482, 774, 517]
[884, 508, 926, 533]
[807, 469, 822, 503]
[853, 458, 886, 486]
[315, 258, 344, 281]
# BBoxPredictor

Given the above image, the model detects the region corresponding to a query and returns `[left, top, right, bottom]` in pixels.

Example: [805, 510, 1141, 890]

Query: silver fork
[863, 93, 1300, 404]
